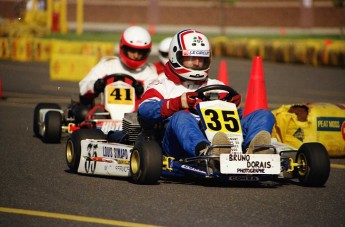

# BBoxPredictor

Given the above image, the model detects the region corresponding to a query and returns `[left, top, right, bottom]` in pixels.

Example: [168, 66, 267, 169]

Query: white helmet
[119, 26, 152, 70]
[168, 29, 211, 81]
[158, 37, 173, 64]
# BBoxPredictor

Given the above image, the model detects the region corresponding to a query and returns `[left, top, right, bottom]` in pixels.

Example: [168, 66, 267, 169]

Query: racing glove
[93, 78, 106, 94]
[132, 81, 144, 98]
[228, 93, 242, 108]
[220, 91, 242, 108]
[161, 92, 198, 118]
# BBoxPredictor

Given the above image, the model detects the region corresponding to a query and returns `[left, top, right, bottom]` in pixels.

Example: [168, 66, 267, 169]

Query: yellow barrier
[1, 35, 344, 67]
[209, 38, 345, 67]
[0, 38, 10, 60]
[247, 39, 265, 59]
[10, 37, 34, 62]
[50, 40, 84, 54]
[323, 42, 345, 67]
[50, 53, 98, 81]
[81, 41, 114, 59]
[33, 38, 52, 61]
[210, 36, 229, 57]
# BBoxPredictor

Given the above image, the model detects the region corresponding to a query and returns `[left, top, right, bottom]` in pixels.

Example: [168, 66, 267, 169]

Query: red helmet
[119, 26, 152, 70]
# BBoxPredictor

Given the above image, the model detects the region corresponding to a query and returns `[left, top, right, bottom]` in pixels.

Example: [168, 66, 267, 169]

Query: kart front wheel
[43, 111, 62, 143]
[33, 103, 61, 137]
[66, 129, 106, 173]
[130, 141, 162, 185]
[295, 142, 330, 187]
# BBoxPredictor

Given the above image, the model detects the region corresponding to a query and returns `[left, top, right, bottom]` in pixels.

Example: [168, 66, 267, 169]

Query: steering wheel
[103, 73, 144, 98]
[189, 84, 239, 114]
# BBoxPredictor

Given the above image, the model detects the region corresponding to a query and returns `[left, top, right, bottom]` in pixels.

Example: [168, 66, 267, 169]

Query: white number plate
[220, 153, 281, 174]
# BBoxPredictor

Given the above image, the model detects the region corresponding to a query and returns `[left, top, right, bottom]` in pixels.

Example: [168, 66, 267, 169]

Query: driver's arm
[138, 88, 197, 121]
[79, 58, 109, 96]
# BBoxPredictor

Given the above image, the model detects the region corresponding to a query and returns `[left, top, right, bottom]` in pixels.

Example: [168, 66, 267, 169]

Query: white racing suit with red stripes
[79, 56, 158, 109]
[138, 64, 274, 159]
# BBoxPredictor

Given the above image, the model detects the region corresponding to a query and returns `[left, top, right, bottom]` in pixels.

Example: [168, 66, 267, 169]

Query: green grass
[42, 32, 345, 43]
[221, 34, 344, 40]
[42, 32, 172, 43]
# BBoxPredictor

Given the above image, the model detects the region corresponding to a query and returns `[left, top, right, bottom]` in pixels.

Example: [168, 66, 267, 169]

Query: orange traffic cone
[243, 56, 268, 117]
[148, 24, 155, 35]
[217, 59, 229, 85]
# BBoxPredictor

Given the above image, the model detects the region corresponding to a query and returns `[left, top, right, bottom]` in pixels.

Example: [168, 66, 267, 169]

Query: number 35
[204, 109, 240, 132]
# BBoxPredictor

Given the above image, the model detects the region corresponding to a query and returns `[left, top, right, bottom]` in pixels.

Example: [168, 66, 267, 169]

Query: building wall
[1, 0, 344, 28]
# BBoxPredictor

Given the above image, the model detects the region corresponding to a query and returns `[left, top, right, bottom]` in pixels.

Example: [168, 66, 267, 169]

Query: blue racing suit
[138, 64, 274, 159]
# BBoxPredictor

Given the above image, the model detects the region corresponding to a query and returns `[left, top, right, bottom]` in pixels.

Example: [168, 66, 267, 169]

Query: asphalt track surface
[0, 58, 345, 226]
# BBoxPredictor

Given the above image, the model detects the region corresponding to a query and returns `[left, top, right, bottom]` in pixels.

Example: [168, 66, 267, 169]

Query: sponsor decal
[182, 50, 210, 57]
[236, 168, 266, 173]
[221, 154, 279, 174]
[103, 146, 113, 157]
[317, 117, 345, 132]
[181, 165, 206, 174]
[293, 128, 304, 142]
[102, 146, 129, 159]
[85, 143, 98, 174]
[193, 35, 205, 47]
[114, 148, 129, 159]
[228, 154, 250, 161]
[115, 166, 130, 172]
[100, 121, 122, 134]
[116, 159, 130, 165]
[228, 176, 260, 181]
[228, 154, 272, 173]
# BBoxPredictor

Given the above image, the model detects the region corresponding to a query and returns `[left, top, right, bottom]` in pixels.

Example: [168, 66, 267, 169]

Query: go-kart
[33, 73, 143, 143]
[65, 85, 330, 187]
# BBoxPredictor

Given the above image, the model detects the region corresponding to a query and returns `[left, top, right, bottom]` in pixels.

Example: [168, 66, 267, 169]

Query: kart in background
[65, 85, 330, 187]
[33, 73, 143, 143]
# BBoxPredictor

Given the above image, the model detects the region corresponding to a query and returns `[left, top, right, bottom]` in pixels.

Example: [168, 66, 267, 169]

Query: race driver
[153, 37, 173, 75]
[138, 29, 275, 160]
[73, 26, 158, 122]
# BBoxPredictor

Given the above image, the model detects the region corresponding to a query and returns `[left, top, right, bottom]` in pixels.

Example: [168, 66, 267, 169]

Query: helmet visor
[176, 51, 210, 70]
[159, 50, 169, 58]
[122, 45, 150, 61]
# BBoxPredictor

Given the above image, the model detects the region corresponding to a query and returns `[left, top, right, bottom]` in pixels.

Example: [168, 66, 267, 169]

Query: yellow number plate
[107, 87, 134, 105]
[199, 108, 242, 134]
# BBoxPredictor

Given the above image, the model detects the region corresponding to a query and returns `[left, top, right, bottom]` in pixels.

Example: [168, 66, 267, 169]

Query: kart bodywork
[33, 74, 140, 143]
[65, 85, 331, 187]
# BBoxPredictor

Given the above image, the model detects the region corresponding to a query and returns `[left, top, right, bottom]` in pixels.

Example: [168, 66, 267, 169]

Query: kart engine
[122, 113, 141, 143]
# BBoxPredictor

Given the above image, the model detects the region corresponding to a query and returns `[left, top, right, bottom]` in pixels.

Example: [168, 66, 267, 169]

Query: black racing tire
[43, 111, 62, 143]
[33, 103, 61, 137]
[66, 129, 106, 173]
[130, 140, 162, 185]
[295, 142, 330, 187]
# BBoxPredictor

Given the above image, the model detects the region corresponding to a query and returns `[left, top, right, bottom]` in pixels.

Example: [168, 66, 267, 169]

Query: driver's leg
[162, 111, 209, 159]
[241, 109, 275, 153]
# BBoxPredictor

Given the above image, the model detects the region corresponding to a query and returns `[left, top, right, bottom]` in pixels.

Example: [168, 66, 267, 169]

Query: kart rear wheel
[295, 142, 330, 187]
[130, 140, 162, 185]
[33, 103, 61, 137]
[66, 129, 106, 173]
[43, 111, 62, 143]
